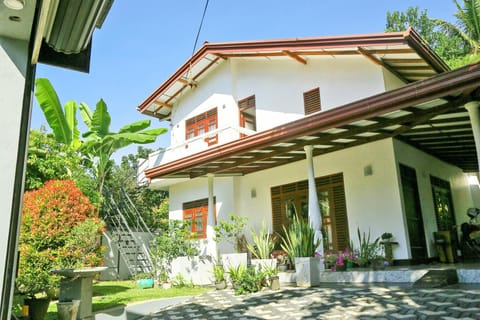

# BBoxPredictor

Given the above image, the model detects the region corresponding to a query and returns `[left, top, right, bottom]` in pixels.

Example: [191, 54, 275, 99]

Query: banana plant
[34, 78, 167, 198]
[78, 99, 166, 195]
[34, 78, 81, 149]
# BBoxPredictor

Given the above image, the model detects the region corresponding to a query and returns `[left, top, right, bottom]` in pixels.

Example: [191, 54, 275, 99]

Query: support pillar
[304, 145, 323, 256]
[206, 174, 217, 257]
[466, 101, 480, 170]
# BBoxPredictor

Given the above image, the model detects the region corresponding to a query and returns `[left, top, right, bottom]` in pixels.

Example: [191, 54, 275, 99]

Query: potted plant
[227, 264, 246, 289]
[274, 252, 290, 272]
[281, 216, 322, 287]
[380, 232, 398, 265]
[263, 264, 280, 290]
[247, 221, 276, 271]
[213, 264, 227, 290]
[356, 228, 381, 268]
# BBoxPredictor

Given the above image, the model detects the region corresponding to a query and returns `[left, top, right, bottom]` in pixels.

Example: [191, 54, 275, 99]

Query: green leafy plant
[227, 264, 246, 287]
[212, 265, 225, 282]
[150, 221, 199, 283]
[356, 228, 382, 267]
[34, 78, 167, 197]
[381, 232, 393, 241]
[133, 273, 154, 280]
[281, 216, 320, 264]
[213, 214, 248, 252]
[17, 180, 105, 299]
[234, 266, 266, 295]
[171, 274, 194, 288]
[247, 221, 275, 259]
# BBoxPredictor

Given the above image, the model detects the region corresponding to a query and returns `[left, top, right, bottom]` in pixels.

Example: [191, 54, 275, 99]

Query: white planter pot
[294, 257, 324, 287]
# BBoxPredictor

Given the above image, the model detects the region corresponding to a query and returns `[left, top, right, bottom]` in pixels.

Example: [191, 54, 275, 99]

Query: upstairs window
[303, 88, 321, 115]
[239, 95, 256, 138]
[185, 108, 218, 145]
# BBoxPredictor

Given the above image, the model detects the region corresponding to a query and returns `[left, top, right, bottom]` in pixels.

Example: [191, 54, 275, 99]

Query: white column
[466, 101, 480, 170]
[304, 145, 323, 256]
[206, 174, 217, 257]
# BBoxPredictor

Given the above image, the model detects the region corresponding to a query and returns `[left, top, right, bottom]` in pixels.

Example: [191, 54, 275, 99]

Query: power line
[191, 0, 210, 57]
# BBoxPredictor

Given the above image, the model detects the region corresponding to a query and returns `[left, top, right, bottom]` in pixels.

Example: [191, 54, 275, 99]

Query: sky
[32, 0, 458, 162]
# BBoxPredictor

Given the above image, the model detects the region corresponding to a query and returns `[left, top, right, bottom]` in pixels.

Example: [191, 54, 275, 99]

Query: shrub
[17, 180, 105, 298]
[150, 220, 199, 283]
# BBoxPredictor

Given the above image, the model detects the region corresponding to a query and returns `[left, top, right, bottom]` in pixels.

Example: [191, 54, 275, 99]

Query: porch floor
[279, 262, 480, 285]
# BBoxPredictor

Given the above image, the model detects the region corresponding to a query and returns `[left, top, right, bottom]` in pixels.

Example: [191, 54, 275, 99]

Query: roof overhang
[145, 62, 480, 180]
[1, 0, 114, 72]
[138, 27, 449, 120]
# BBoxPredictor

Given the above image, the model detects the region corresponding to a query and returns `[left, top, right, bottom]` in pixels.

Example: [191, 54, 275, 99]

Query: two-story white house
[137, 28, 480, 265]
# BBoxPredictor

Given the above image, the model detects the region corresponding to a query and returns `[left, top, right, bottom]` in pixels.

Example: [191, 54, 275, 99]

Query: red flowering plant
[16, 180, 105, 299]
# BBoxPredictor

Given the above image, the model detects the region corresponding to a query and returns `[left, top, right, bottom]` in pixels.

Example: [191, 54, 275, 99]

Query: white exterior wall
[0, 37, 31, 316]
[149, 56, 387, 170]
[236, 138, 408, 259]
[393, 139, 474, 257]
[169, 176, 237, 254]
[234, 56, 385, 131]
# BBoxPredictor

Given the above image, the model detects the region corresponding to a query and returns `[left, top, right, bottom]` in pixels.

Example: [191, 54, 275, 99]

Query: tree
[386, 6, 469, 61]
[34, 78, 81, 149]
[26, 128, 99, 204]
[434, 0, 480, 54]
[104, 147, 168, 230]
[78, 100, 167, 195]
[34, 78, 167, 196]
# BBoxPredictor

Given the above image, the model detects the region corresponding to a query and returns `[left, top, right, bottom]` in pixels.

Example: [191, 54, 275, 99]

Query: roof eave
[137, 29, 440, 117]
[145, 62, 480, 180]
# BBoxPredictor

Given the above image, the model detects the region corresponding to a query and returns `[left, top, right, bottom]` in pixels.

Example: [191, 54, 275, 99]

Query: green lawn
[44, 280, 211, 320]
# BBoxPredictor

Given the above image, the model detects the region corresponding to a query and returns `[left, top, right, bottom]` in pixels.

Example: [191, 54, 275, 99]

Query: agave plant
[281, 215, 320, 263]
[247, 221, 275, 259]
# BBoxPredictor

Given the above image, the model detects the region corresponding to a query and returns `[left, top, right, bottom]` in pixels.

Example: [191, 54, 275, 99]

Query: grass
[43, 280, 211, 320]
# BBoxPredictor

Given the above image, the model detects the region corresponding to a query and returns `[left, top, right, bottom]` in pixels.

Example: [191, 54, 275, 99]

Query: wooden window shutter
[303, 88, 321, 115]
[239, 95, 255, 109]
[331, 178, 349, 251]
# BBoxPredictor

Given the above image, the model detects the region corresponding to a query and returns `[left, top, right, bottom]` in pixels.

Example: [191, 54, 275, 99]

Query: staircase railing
[102, 187, 154, 277]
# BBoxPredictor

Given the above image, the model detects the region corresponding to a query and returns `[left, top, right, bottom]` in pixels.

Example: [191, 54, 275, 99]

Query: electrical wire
[191, 0, 210, 57]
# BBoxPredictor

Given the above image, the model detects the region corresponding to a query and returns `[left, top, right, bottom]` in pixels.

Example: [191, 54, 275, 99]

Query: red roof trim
[145, 62, 480, 179]
[137, 28, 448, 114]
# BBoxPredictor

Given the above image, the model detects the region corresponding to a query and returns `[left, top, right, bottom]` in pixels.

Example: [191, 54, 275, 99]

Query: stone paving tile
[146, 284, 480, 319]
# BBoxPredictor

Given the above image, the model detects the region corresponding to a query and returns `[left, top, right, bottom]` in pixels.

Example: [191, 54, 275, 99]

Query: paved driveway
[142, 284, 480, 320]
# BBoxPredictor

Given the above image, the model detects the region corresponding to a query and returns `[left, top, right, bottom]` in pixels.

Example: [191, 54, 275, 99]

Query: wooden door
[399, 164, 428, 262]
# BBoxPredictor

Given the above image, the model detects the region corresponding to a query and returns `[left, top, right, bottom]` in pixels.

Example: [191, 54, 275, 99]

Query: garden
[12, 78, 170, 320]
